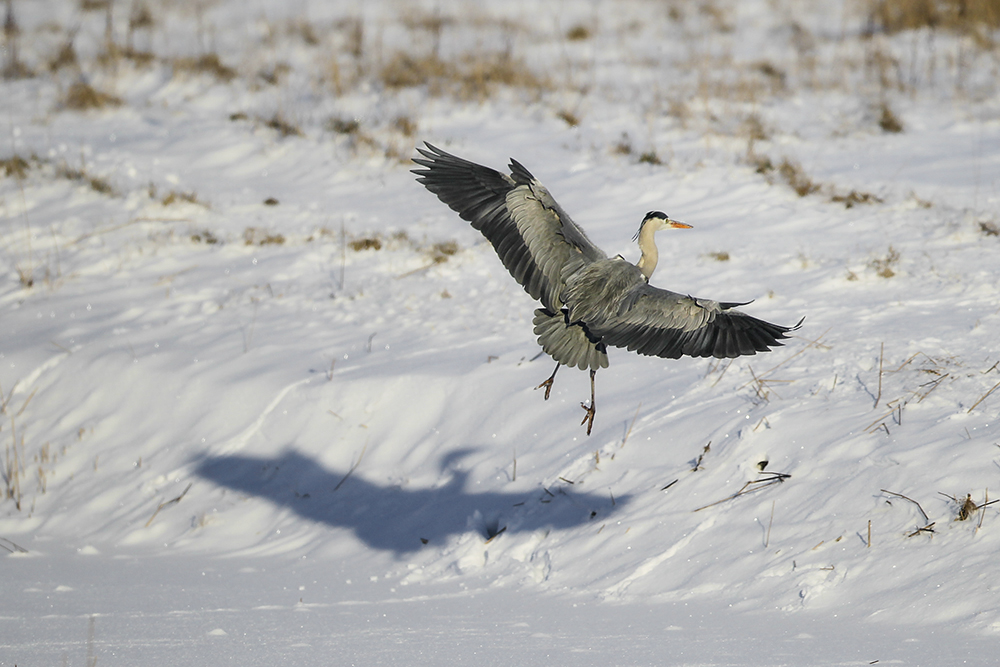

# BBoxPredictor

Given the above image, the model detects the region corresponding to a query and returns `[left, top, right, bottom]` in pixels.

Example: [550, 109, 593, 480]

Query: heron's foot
[580, 401, 595, 436]
[535, 377, 554, 401]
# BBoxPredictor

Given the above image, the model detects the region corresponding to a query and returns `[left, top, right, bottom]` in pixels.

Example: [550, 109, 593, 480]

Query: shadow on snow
[194, 449, 630, 554]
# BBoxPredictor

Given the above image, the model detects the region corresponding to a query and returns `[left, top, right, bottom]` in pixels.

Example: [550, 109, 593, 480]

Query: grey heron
[412, 143, 801, 435]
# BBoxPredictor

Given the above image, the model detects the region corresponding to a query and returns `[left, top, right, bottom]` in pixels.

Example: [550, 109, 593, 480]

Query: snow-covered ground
[2, 0, 1000, 663]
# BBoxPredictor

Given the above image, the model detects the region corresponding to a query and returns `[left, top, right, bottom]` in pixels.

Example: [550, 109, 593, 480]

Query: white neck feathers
[635, 221, 659, 281]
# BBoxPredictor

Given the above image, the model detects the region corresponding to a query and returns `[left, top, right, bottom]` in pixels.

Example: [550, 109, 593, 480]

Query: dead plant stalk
[334, 443, 367, 491]
[145, 483, 192, 527]
[968, 378, 1000, 413]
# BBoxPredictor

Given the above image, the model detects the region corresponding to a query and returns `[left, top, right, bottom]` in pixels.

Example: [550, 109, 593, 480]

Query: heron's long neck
[635, 223, 659, 281]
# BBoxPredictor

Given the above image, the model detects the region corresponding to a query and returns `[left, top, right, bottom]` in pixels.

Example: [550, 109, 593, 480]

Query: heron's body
[412, 143, 800, 433]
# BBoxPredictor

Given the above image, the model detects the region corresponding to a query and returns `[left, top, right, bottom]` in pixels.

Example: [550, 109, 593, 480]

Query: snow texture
[2, 0, 1000, 664]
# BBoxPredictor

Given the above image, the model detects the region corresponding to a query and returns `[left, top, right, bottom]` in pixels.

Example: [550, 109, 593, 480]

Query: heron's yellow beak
[669, 221, 693, 229]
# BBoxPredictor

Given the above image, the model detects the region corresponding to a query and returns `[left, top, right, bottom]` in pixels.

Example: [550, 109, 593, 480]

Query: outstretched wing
[412, 142, 605, 310]
[586, 282, 801, 359]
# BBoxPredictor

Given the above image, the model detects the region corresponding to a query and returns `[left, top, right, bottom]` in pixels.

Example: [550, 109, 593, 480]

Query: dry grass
[566, 24, 592, 41]
[264, 113, 302, 137]
[831, 190, 883, 208]
[556, 109, 580, 127]
[286, 19, 320, 46]
[638, 150, 662, 165]
[380, 52, 451, 88]
[1, 382, 35, 511]
[161, 190, 205, 207]
[244, 227, 286, 246]
[869, 246, 900, 278]
[2, 0, 32, 79]
[427, 240, 458, 263]
[326, 116, 360, 134]
[121, 47, 155, 67]
[62, 81, 122, 110]
[393, 115, 417, 137]
[753, 153, 884, 208]
[400, 10, 452, 38]
[129, 2, 154, 31]
[258, 62, 291, 86]
[349, 236, 382, 251]
[613, 133, 632, 156]
[190, 230, 219, 244]
[56, 162, 115, 195]
[379, 50, 545, 100]
[980, 221, 1000, 236]
[878, 102, 904, 133]
[48, 39, 79, 72]
[754, 61, 786, 89]
[0, 154, 30, 178]
[173, 53, 236, 82]
[749, 153, 817, 197]
[777, 159, 819, 197]
[957, 493, 978, 521]
[869, 0, 1000, 34]
[743, 114, 769, 143]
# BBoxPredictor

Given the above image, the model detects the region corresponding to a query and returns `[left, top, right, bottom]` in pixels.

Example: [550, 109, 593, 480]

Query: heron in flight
[412, 143, 800, 435]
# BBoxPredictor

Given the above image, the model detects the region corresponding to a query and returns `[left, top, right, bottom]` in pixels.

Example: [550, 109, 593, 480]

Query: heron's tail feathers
[533, 308, 609, 371]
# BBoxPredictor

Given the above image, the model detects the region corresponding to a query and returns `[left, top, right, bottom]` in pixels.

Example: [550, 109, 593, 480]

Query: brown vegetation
[173, 53, 237, 82]
[0, 155, 30, 178]
[869, 0, 1000, 34]
[379, 50, 545, 100]
[62, 81, 122, 110]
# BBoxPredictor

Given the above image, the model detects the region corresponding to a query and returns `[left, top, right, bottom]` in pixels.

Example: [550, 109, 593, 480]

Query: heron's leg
[535, 362, 560, 401]
[580, 369, 596, 436]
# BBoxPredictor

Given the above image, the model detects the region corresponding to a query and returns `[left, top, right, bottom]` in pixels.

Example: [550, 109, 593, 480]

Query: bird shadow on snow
[194, 449, 630, 554]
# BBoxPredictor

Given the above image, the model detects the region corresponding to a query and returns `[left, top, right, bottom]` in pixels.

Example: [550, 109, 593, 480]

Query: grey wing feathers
[590, 284, 800, 360]
[412, 143, 604, 310]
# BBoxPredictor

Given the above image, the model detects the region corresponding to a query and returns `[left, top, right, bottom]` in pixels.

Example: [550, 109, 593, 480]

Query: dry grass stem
[0, 536, 28, 553]
[145, 482, 192, 527]
[875, 342, 884, 408]
[334, 443, 367, 491]
[621, 402, 641, 448]
[484, 525, 507, 544]
[765, 500, 775, 547]
[958, 493, 977, 521]
[880, 488, 929, 523]
[738, 328, 828, 392]
[967, 378, 1000, 413]
[694, 472, 791, 512]
[692, 442, 711, 472]
[907, 522, 935, 537]
[707, 358, 733, 387]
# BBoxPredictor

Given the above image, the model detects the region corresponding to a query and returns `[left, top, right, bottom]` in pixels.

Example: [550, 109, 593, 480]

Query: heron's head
[632, 211, 692, 241]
